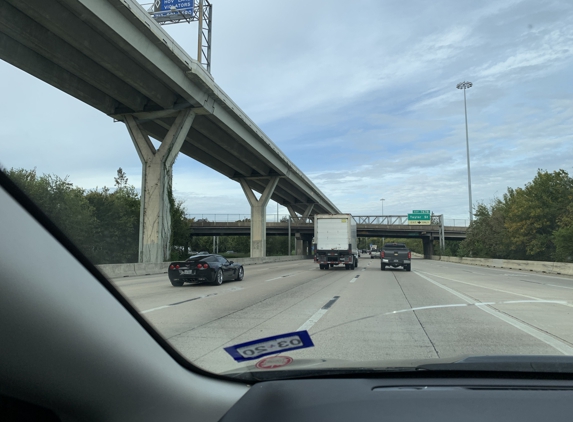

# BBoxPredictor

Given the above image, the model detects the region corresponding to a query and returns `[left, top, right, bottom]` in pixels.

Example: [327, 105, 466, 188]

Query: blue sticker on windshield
[224, 330, 314, 362]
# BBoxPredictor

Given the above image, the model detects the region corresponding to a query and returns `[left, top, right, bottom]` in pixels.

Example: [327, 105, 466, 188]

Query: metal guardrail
[187, 214, 470, 227]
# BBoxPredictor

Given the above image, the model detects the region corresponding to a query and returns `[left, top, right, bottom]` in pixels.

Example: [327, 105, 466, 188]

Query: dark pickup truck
[381, 243, 412, 271]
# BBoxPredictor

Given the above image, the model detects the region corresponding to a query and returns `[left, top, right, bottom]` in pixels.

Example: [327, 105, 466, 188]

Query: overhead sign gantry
[147, 0, 213, 73]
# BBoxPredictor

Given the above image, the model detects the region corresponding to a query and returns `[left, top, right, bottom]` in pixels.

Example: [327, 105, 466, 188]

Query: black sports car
[168, 254, 244, 286]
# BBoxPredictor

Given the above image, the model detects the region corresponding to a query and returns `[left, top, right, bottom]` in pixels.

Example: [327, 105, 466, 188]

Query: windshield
[1, 0, 573, 380]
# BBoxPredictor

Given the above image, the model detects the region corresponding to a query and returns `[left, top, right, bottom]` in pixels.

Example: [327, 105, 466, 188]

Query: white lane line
[547, 283, 573, 290]
[417, 270, 573, 308]
[297, 296, 340, 331]
[386, 300, 568, 315]
[140, 288, 242, 314]
[414, 271, 573, 355]
[265, 271, 306, 282]
[141, 305, 170, 314]
[350, 275, 360, 283]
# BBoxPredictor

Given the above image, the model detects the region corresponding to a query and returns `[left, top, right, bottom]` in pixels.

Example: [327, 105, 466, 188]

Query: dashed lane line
[141, 289, 240, 314]
[297, 296, 340, 331]
[265, 271, 304, 282]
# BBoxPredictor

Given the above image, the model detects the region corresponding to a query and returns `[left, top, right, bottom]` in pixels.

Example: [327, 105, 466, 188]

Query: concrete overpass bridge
[189, 215, 469, 258]
[0, 0, 340, 261]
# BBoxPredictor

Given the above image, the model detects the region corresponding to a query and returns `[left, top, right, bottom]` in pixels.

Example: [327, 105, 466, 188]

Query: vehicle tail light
[169, 265, 175, 270]
[175, 264, 180, 269]
[381, 251, 385, 258]
[203, 263, 209, 269]
[408, 251, 411, 259]
[197, 263, 203, 269]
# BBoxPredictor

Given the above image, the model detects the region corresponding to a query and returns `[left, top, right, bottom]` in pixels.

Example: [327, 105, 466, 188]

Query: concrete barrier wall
[97, 255, 313, 279]
[431, 255, 573, 276]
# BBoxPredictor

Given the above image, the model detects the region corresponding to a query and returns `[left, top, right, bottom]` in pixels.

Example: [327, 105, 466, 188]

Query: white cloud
[1, 0, 572, 224]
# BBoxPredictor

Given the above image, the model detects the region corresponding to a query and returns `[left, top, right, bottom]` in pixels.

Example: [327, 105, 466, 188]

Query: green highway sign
[408, 212, 431, 225]
[408, 213, 430, 220]
[412, 210, 431, 214]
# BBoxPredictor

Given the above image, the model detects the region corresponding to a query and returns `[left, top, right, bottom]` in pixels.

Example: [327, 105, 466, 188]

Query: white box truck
[314, 214, 359, 270]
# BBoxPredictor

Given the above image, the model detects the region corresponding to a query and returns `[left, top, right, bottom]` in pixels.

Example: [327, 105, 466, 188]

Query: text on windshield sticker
[224, 330, 314, 362]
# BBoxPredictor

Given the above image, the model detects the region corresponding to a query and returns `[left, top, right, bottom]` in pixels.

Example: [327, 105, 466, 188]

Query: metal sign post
[147, 0, 213, 73]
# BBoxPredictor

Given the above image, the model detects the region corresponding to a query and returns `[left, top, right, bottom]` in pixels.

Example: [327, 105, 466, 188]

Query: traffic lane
[414, 259, 573, 314]
[294, 261, 440, 362]
[112, 259, 318, 312]
[414, 260, 573, 346]
[140, 262, 351, 342]
[425, 259, 573, 294]
[414, 261, 573, 308]
[154, 265, 361, 373]
[292, 261, 561, 363]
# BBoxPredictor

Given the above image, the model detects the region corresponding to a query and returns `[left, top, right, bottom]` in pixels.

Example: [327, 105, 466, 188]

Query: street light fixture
[380, 198, 385, 215]
[456, 81, 474, 223]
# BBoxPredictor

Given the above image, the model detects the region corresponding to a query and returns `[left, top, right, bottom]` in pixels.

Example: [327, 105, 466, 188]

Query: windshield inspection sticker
[255, 356, 293, 370]
[224, 330, 314, 362]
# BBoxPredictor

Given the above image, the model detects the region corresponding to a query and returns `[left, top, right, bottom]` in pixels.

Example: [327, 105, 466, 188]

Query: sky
[1, 0, 573, 224]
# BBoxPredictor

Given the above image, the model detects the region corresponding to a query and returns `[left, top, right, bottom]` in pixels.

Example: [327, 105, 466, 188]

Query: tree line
[4, 167, 292, 263]
[446, 169, 573, 262]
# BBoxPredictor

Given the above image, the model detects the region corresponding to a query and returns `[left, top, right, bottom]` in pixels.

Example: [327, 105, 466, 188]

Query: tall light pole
[380, 198, 385, 246]
[456, 81, 474, 223]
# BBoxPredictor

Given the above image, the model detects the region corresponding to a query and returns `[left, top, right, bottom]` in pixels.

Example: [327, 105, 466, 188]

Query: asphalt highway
[112, 258, 573, 374]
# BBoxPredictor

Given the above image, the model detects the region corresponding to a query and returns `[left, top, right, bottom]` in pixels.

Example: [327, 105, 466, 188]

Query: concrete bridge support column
[240, 177, 279, 258]
[302, 236, 312, 256]
[287, 204, 314, 256]
[125, 110, 195, 263]
[422, 236, 434, 259]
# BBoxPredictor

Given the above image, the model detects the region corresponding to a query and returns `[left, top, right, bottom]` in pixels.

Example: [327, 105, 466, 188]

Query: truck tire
[405, 265, 411, 272]
[381, 264, 386, 271]
[350, 260, 355, 270]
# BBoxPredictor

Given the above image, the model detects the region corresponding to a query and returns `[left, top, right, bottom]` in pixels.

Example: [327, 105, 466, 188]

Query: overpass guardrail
[187, 214, 469, 227]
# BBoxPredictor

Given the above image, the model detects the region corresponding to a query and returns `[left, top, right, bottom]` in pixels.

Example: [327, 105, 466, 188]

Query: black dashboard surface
[220, 377, 573, 422]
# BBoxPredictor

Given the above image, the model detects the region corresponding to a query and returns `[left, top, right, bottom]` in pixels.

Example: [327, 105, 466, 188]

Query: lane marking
[141, 305, 170, 314]
[350, 275, 360, 283]
[387, 300, 568, 315]
[141, 289, 242, 314]
[547, 283, 573, 290]
[297, 296, 340, 331]
[414, 271, 573, 355]
[417, 270, 573, 308]
[265, 271, 304, 282]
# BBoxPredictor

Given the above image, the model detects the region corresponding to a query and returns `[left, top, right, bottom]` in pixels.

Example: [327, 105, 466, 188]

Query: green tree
[457, 201, 509, 258]
[6, 168, 98, 260]
[85, 169, 140, 264]
[168, 185, 192, 261]
[504, 169, 573, 261]
[553, 203, 573, 262]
